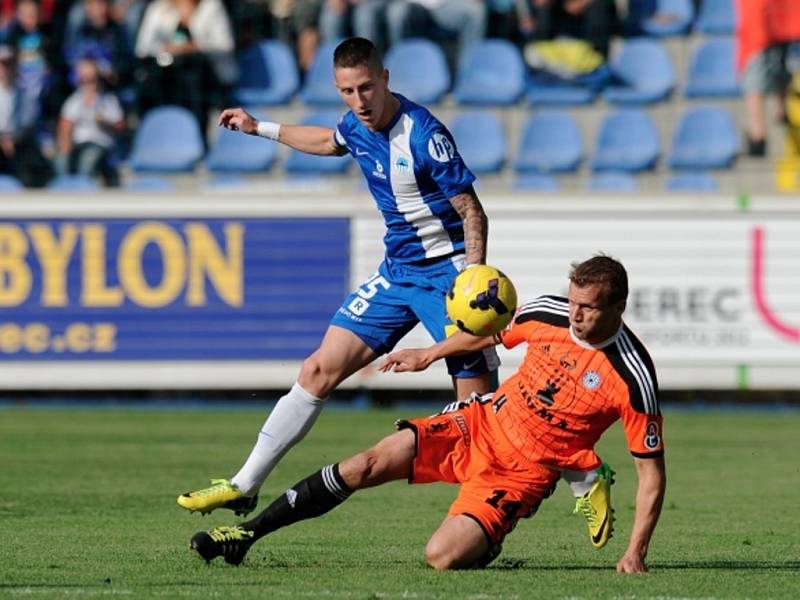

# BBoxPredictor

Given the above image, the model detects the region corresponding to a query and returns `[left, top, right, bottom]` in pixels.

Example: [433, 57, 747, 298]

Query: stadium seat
[527, 74, 597, 106]
[513, 110, 582, 174]
[668, 106, 739, 170]
[604, 38, 675, 104]
[128, 106, 205, 173]
[450, 111, 507, 174]
[511, 174, 560, 191]
[627, 0, 694, 36]
[586, 172, 639, 192]
[46, 174, 99, 191]
[124, 176, 175, 192]
[453, 39, 525, 106]
[591, 109, 660, 172]
[694, 0, 735, 35]
[205, 110, 277, 174]
[684, 37, 740, 98]
[284, 112, 351, 175]
[234, 39, 299, 106]
[0, 174, 23, 191]
[301, 41, 341, 107]
[384, 39, 450, 104]
[665, 172, 719, 191]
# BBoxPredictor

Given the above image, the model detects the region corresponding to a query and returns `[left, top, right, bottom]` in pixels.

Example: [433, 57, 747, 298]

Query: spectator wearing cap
[55, 57, 125, 186]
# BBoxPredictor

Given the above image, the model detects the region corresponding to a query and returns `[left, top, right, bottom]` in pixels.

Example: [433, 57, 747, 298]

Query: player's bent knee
[424, 540, 466, 571]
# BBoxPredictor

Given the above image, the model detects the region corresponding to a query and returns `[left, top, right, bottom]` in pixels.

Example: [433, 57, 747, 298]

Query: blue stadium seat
[124, 176, 175, 192]
[128, 106, 205, 173]
[587, 172, 639, 192]
[684, 37, 740, 98]
[46, 174, 99, 191]
[206, 110, 277, 174]
[695, 0, 734, 35]
[0, 174, 23, 191]
[527, 74, 597, 106]
[666, 172, 719, 191]
[628, 0, 694, 36]
[301, 41, 341, 107]
[604, 38, 675, 104]
[450, 111, 507, 174]
[513, 111, 582, 174]
[591, 109, 660, 172]
[453, 39, 525, 106]
[234, 40, 299, 106]
[511, 174, 560, 191]
[668, 106, 739, 170]
[384, 39, 450, 104]
[284, 112, 351, 175]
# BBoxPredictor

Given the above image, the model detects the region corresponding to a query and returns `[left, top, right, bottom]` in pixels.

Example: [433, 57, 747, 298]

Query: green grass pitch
[1, 405, 798, 599]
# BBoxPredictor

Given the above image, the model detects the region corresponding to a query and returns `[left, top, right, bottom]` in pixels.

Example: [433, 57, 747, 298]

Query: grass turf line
[0, 407, 798, 599]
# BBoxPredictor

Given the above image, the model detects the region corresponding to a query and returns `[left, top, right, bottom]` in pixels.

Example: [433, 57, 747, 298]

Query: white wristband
[256, 121, 280, 140]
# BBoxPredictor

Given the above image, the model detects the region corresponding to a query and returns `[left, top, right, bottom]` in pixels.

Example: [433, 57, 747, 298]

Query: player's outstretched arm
[217, 107, 346, 156]
[380, 330, 499, 373]
[617, 455, 666, 573]
[448, 186, 488, 266]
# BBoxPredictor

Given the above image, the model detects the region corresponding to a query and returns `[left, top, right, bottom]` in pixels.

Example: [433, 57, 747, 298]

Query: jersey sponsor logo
[428, 133, 455, 163]
[394, 156, 410, 173]
[454, 414, 471, 447]
[582, 370, 602, 390]
[372, 159, 386, 180]
[644, 421, 661, 449]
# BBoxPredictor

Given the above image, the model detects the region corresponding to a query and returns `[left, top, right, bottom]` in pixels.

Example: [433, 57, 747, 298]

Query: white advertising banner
[353, 198, 800, 391]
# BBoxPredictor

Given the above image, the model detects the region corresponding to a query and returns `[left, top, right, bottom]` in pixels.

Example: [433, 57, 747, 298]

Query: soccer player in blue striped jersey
[177, 37, 503, 516]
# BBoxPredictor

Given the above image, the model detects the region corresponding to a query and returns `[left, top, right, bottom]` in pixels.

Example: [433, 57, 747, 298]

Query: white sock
[562, 467, 599, 497]
[231, 383, 326, 496]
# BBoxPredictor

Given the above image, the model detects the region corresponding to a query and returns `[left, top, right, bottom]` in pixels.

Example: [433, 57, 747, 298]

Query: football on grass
[446, 265, 517, 336]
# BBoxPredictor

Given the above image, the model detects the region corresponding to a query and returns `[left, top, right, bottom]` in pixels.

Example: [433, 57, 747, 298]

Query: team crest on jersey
[581, 370, 602, 390]
[428, 133, 455, 163]
[644, 421, 661, 449]
[394, 156, 410, 173]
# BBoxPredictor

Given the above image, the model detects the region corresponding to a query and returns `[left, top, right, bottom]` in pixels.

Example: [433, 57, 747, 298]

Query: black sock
[241, 464, 353, 539]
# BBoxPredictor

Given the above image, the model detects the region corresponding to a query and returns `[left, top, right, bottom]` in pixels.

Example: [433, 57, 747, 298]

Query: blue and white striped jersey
[334, 94, 475, 264]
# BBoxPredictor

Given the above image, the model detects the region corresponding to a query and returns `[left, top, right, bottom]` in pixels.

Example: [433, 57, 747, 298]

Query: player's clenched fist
[218, 108, 258, 135]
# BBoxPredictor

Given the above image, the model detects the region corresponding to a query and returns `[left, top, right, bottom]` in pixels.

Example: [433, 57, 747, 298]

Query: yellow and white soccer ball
[446, 265, 517, 336]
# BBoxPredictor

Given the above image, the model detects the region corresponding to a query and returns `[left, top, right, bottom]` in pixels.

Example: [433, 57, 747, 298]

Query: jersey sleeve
[619, 402, 665, 458]
[415, 120, 475, 198]
[333, 113, 351, 153]
[498, 308, 533, 350]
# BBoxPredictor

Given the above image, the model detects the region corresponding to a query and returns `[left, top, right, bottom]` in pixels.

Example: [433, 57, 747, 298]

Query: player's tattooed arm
[449, 186, 488, 265]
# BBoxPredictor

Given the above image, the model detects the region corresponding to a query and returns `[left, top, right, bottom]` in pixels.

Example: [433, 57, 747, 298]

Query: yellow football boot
[573, 463, 615, 549]
[177, 479, 258, 516]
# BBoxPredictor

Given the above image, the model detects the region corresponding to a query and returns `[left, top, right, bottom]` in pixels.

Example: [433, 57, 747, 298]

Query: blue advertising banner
[0, 218, 350, 360]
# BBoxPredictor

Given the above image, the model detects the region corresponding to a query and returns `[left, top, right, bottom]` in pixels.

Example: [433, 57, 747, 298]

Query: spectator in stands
[134, 0, 237, 134]
[290, 0, 323, 73]
[737, 0, 800, 157]
[319, 0, 389, 54]
[0, 45, 51, 187]
[386, 0, 487, 64]
[55, 57, 125, 186]
[518, 0, 618, 59]
[4, 0, 65, 123]
[65, 0, 134, 91]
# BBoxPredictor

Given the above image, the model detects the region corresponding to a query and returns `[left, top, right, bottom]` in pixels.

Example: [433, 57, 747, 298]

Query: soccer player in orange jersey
[189, 255, 666, 573]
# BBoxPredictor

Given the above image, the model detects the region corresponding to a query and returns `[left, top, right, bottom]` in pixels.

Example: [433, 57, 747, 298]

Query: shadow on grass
[490, 559, 800, 571]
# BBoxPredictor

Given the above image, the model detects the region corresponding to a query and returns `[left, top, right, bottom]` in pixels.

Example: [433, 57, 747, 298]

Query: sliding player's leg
[177, 325, 379, 515]
[190, 429, 416, 565]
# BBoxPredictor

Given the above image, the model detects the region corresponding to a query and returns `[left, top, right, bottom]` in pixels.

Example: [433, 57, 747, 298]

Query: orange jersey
[489, 295, 664, 471]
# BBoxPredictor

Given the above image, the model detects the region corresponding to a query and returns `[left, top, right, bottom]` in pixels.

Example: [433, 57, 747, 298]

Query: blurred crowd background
[0, 0, 799, 193]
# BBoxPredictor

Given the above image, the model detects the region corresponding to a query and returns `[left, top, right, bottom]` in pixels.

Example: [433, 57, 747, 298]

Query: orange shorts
[398, 397, 560, 545]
